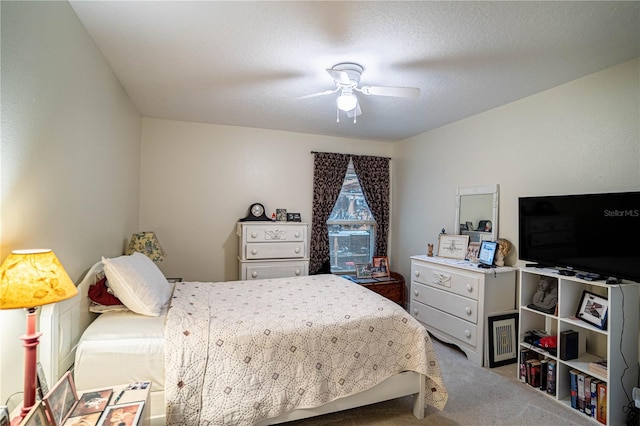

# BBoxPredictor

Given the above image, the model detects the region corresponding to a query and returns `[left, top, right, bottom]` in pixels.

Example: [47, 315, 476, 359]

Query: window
[326, 160, 376, 273]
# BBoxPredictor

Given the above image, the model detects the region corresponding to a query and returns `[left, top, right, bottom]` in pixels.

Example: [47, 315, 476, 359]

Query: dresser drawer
[411, 301, 477, 347]
[241, 260, 308, 280]
[412, 282, 478, 324]
[243, 242, 306, 259]
[240, 224, 306, 243]
[411, 262, 479, 300]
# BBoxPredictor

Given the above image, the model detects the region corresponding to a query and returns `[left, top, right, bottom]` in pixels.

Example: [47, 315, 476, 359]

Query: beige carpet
[283, 338, 597, 425]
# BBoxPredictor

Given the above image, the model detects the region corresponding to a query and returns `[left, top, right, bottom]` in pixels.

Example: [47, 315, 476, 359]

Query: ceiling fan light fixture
[336, 92, 357, 112]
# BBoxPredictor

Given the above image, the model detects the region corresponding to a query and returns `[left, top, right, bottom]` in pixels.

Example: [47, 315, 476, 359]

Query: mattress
[73, 306, 167, 392]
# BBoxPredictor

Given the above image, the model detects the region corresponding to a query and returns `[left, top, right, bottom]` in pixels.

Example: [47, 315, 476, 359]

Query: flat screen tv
[518, 191, 640, 283]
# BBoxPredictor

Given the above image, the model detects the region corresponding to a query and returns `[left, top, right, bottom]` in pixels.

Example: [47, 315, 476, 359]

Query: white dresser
[410, 255, 516, 366]
[237, 222, 309, 280]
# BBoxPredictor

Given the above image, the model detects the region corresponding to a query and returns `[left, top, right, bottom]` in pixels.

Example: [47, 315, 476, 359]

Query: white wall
[0, 1, 141, 406]
[139, 119, 394, 281]
[391, 58, 639, 279]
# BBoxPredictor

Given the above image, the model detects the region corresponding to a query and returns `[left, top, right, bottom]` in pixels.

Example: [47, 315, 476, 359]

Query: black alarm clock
[239, 203, 271, 221]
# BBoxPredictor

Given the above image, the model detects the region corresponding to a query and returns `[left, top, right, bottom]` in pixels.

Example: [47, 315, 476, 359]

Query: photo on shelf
[576, 290, 608, 330]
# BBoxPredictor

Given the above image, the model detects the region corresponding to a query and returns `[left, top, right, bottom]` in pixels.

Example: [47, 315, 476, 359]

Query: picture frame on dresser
[371, 256, 390, 278]
[437, 234, 469, 260]
[355, 263, 372, 279]
[96, 401, 144, 426]
[576, 290, 608, 330]
[22, 401, 51, 426]
[487, 313, 519, 368]
[43, 372, 78, 426]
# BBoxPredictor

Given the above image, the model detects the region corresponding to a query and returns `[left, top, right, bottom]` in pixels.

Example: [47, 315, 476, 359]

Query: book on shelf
[570, 369, 579, 409]
[539, 359, 548, 391]
[529, 360, 541, 388]
[589, 359, 608, 376]
[584, 375, 592, 416]
[596, 381, 607, 424]
[590, 378, 601, 419]
[546, 360, 556, 395]
[577, 372, 586, 412]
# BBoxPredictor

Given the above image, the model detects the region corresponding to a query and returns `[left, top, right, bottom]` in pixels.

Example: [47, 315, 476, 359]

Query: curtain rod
[310, 151, 391, 160]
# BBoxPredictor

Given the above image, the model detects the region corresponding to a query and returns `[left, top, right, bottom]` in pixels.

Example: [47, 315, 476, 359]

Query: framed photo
[70, 389, 113, 417]
[466, 242, 481, 262]
[36, 362, 49, 401]
[371, 256, 390, 278]
[576, 290, 608, 330]
[355, 263, 372, 278]
[62, 412, 102, 426]
[437, 234, 469, 260]
[43, 372, 78, 426]
[286, 212, 301, 222]
[488, 313, 519, 368]
[21, 401, 51, 426]
[276, 208, 287, 222]
[96, 401, 144, 426]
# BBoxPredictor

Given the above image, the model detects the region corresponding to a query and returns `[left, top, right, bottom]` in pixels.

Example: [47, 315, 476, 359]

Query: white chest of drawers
[237, 222, 309, 280]
[410, 255, 516, 366]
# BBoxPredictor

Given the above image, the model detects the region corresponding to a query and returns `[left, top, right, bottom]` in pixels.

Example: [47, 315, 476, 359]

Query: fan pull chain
[336, 107, 340, 123]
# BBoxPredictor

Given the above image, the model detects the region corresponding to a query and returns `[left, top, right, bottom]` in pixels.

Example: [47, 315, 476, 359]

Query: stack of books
[589, 359, 608, 376]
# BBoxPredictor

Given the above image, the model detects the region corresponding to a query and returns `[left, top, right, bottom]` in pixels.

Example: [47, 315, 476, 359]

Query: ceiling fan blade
[326, 68, 351, 85]
[295, 88, 338, 100]
[346, 103, 362, 118]
[359, 85, 420, 98]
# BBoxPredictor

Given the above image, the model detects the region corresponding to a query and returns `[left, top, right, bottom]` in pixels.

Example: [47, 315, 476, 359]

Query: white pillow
[101, 252, 172, 316]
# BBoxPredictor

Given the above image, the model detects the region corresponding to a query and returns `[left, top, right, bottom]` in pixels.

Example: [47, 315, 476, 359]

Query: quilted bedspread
[165, 274, 447, 425]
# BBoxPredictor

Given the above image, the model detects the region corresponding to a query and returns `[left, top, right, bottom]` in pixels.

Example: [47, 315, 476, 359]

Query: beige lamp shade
[0, 249, 78, 310]
[125, 231, 166, 262]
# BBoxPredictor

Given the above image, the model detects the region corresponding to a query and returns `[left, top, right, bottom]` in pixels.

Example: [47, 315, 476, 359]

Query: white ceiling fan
[297, 62, 421, 123]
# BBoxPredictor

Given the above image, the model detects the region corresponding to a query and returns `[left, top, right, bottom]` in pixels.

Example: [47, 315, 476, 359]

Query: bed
[40, 256, 448, 425]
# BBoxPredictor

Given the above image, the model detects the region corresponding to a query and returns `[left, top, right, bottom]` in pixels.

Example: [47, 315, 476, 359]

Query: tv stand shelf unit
[410, 255, 517, 367]
[517, 267, 639, 426]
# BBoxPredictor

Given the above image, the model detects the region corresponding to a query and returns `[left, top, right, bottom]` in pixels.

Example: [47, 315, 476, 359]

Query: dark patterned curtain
[352, 155, 390, 256]
[310, 153, 350, 274]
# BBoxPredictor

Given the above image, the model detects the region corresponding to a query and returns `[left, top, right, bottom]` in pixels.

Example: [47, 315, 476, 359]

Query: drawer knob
[251, 232, 258, 238]
[295, 269, 301, 276]
[294, 232, 300, 238]
[413, 290, 419, 296]
[465, 306, 472, 315]
[464, 330, 471, 338]
[294, 247, 301, 253]
[251, 271, 258, 278]
[414, 271, 420, 278]
[413, 308, 418, 315]
[251, 248, 258, 255]
[466, 284, 473, 292]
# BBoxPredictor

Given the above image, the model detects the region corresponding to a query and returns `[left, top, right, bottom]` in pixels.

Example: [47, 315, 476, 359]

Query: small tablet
[478, 241, 498, 267]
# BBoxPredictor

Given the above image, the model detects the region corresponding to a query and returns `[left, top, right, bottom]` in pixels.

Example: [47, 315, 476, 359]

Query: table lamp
[125, 231, 166, 262]
[0, 249, 78, 425]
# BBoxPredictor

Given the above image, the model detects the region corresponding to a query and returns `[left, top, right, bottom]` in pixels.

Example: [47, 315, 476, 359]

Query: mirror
[455, 184, 499, 243]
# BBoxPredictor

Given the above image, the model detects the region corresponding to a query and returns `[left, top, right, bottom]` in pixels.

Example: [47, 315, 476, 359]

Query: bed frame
[38, 261, 428, 425]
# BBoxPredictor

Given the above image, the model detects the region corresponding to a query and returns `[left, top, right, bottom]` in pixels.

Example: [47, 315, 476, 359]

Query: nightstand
[359, 272, 406, 308]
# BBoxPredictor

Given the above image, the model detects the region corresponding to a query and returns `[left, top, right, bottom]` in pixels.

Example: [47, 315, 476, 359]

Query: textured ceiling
[68, 1, 640, 142]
